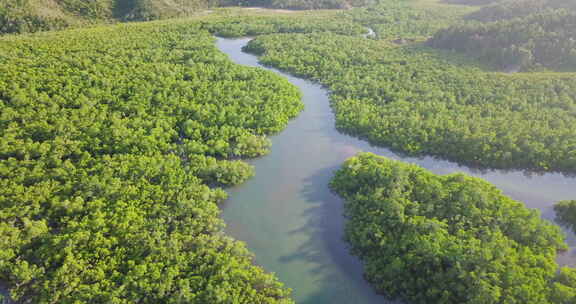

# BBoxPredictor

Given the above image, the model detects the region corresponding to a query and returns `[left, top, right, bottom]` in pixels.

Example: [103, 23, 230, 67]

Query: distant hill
[465, 0, 576, 22]
[0, 0, 215, 34]
[0, 0, 373, 35]
[429, 0, 576, 71]
[122, 0, 218, 21]
[220, 0, 372, 10]
[442, 0, 500, 5]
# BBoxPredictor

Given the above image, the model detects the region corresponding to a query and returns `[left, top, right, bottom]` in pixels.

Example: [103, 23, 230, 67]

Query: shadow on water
[279, 166, 343, 268]
[282, 165, 397, 303]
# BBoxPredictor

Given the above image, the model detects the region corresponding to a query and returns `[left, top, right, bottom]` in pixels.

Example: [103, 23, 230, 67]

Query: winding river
[216, 37, 576, 304]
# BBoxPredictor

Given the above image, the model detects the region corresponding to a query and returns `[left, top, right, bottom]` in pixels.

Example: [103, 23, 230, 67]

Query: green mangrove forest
[1, 0, 576, 303]
[245, 32, 576, 173]
[330, 153, 576, 304]
[0, 21, 303, 303]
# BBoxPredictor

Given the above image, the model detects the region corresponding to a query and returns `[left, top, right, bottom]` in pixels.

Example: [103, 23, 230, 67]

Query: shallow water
[217, 37, 576, 304]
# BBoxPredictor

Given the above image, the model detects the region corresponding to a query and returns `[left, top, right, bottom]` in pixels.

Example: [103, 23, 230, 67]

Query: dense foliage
[330, 152, 576, 304]
[344, 0, 472, 39]
[1, 0, 576, 302]
[245, 33, 576, 173]
[430, 0, 576, 71]
[555, 200, 576, 234]
[0, 21, 302, 303]
[203, 14, 364, 37]
[465, 0, 576, 22]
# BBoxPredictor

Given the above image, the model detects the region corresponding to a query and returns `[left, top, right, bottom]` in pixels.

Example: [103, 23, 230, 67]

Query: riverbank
[217, 36, 576, 303]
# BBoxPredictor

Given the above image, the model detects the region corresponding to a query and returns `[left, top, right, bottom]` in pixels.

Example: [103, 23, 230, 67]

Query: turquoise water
[217, 37, 576, 304]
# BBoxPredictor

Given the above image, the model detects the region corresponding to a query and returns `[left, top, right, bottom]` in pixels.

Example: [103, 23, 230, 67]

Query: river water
[216, 37, 576, 304]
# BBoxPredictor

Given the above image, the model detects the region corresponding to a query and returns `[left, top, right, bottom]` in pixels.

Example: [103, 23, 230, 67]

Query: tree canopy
[330, 152, 576, 304]
[430, 0, 576, 71]
[245, 33, 576, 173]
[554, 200, 576, 235]
[0, 21, 303, 303]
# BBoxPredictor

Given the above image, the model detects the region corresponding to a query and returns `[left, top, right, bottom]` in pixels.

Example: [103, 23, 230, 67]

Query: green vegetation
[344, 0, 474, 40]
[555, 200, 576, 234]
[245, 33, 576, 173]
[330, 152, 576, 304]
[550, 267, 576, 304]
[0, 21, 303, 303]
[203, 14, 364, 37]
[465, 0, 576, 22]
[2, 0, 576, 302]
[430, 0, 576, 70]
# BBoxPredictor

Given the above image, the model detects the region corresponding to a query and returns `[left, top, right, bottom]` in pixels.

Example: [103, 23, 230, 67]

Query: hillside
[429, 0, 576, 71]
[465, 0, 576, 22]
[0, 0, 376, 35]
[0, 0, 214, 34]
[221, 0, 372, 9]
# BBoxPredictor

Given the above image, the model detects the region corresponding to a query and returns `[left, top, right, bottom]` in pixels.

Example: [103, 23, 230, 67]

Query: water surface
[217, 37, 576, 304]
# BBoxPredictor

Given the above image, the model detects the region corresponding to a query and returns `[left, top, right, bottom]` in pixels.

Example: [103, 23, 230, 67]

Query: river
[216, 37, 576, 304]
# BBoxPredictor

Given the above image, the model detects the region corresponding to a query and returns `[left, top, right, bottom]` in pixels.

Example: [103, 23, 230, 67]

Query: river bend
[217, 37, 576, 304]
